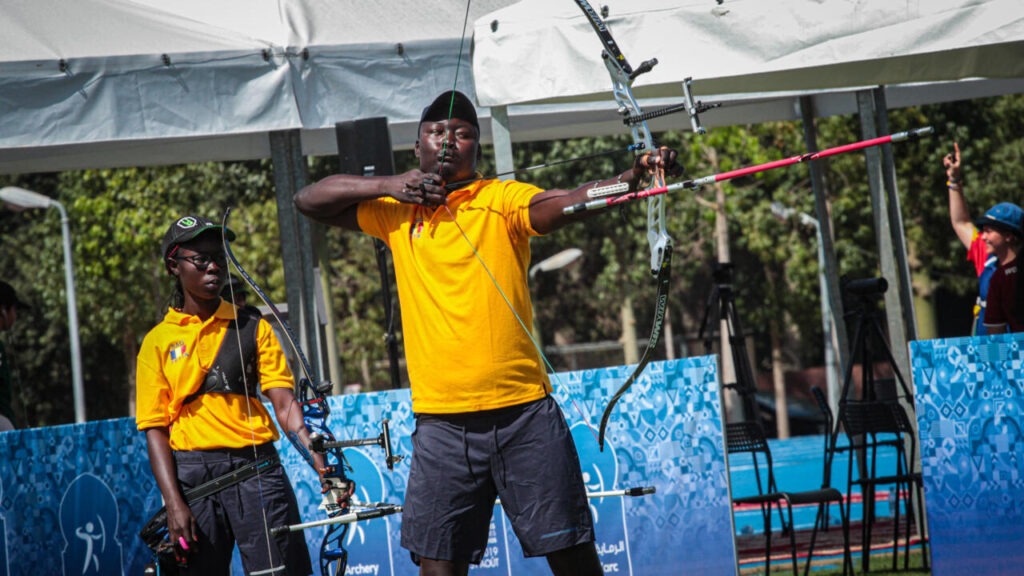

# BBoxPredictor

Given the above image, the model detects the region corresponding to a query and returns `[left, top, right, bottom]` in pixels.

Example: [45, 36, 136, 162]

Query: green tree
[2, 94, 1022, 429]
[1, 161, 286, 424]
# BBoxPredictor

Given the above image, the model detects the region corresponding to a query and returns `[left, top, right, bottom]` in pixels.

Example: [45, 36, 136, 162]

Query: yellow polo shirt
[358, 178, 551, 413]
[135, 300, 295, 450]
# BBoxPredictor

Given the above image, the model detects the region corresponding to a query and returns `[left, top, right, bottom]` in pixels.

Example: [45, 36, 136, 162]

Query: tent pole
[490, 105, 515, 180]
[270, 129, 330, 385]
[799, 96, 848, 420]
[856, 88, 914, 376]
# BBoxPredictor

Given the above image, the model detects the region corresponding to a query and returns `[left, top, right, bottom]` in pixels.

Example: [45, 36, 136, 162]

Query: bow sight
[308, 418, 404, 471]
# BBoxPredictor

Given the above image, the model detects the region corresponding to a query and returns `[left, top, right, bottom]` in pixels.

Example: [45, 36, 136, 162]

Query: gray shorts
[400, 395, 594, 564]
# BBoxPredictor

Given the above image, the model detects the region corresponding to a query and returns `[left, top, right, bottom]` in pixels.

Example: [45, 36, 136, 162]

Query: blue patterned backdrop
[910, 333, 1024, 576]
[0, 357, 736, 576]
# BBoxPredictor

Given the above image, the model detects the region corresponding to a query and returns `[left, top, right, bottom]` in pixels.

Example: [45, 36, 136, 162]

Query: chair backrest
[811, 386, 839, 485]
[726, 421, 778, 495]
[811, 386, 833, 434]
[840, 399, 919, 468]
[839, 400, 905, 436]
[887, 402, 915, 435]
[725, 420, 771, 455]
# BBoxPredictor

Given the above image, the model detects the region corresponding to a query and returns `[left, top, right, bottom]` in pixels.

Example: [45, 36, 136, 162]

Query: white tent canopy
[2, 0, 1022, 176]
[473, 0, 1024, 136]
[0, 0, 516, 175]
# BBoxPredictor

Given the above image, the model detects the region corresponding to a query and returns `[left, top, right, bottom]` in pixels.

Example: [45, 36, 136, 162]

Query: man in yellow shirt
[295, 91, 679, 576]
[136, 215, 322, 575]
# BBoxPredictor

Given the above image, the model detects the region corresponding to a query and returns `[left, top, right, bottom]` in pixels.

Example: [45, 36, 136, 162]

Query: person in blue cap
[971, 202, 1024, 333]
[945, 143, 1024, 334]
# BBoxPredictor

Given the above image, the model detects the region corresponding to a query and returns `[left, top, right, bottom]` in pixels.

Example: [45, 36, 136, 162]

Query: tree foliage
[1, 95, 1021, 426]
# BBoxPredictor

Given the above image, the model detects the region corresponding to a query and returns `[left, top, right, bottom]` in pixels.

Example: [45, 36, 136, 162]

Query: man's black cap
[0, 281, 29, 310]
[161, 215, 235, 260]
[419, 90, 479, 132]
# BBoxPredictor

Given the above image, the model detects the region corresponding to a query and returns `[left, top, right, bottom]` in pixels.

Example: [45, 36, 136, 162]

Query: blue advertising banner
[0, 357, 735, 576]
[910, 333, 1024, 576]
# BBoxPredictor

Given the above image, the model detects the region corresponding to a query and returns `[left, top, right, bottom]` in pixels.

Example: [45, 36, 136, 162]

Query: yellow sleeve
[501, 180, 544, 237]
[135, 335, 171, 430]
[257, 318, 296, 392]
[357, 197, 407, 243]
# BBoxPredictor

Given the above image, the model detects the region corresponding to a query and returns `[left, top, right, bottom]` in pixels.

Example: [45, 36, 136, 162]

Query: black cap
[0, 281, 29, 310]
[161, 215, 235, 260]
[419, 90, 479, 132]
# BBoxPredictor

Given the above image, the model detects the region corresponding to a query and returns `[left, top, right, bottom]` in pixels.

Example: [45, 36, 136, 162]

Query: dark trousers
[174, 443, 311, 576]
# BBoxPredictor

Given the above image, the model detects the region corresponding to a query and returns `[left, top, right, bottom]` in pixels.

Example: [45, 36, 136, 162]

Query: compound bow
[221, 208, 403, 576]
[569, 0, 713, 451]
[563, 3, 934, 452]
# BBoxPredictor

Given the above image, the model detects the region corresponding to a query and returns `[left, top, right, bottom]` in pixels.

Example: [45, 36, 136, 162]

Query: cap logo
[176, 216, 199, 229]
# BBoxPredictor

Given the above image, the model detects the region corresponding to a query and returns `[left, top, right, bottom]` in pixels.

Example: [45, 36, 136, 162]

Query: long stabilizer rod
[585, 486, 656, 498]
[497, 485, 656, 505]
[274, 485, 656, 534]
[271, 503, 403, 535]
[565, 126, 934, 215]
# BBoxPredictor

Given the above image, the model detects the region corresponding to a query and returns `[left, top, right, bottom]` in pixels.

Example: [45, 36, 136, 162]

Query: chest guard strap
[183, 307, 261, 405]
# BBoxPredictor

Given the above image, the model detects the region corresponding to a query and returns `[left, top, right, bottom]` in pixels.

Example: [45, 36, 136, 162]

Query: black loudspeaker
[334, 117, 403, 390]
[335, 117, 396, 177]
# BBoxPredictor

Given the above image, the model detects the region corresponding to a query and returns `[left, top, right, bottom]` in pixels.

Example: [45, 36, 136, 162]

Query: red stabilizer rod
[564, 126, 933, 215]
[702, 126, 933, 184]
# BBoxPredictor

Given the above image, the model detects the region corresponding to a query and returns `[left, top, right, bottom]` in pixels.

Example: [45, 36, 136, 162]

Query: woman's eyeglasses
[175, 253, 227, 271]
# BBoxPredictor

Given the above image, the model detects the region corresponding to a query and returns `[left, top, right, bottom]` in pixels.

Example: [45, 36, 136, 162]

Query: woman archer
[136, 214, 320, 574]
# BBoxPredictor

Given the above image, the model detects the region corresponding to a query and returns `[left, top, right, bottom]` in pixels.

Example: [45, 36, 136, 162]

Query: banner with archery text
[0, 357, 736, 576]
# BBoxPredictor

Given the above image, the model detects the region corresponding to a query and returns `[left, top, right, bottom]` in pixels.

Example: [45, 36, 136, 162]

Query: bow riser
[571, 0, 677, 451]
[221, 208, 403, 576]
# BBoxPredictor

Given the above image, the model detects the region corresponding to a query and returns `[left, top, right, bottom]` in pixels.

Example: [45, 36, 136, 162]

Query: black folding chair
[726, 420, 852, 575]
[839, 399, 929, 572]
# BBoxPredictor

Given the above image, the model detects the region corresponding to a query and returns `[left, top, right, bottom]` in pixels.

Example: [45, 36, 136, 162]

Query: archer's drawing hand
[393, 170, 449, 208]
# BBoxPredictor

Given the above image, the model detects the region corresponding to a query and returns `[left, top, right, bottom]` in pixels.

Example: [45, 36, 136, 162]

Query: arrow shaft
[565, 127, 934, 215]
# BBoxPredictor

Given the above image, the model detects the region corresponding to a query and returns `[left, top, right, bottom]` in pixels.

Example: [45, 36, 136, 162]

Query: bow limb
[221, 208, 329, 468]
[220, 208, 354, 576]
[573, 0, 675, 451]
[220, 209, 317, 384]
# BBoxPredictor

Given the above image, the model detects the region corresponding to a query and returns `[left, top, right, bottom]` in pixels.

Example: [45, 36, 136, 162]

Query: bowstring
[221, 213, 278, 570]
[439, 0, 600, 444]
[441, 205, 598, 442]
